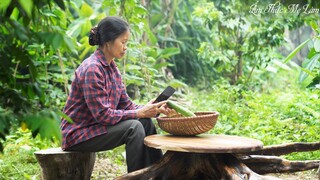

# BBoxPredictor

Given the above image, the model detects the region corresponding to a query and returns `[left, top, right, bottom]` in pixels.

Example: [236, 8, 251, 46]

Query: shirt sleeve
[81, 64, 138, 125]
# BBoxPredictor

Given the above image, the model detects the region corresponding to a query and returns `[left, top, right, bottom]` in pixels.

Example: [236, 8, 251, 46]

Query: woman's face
[107, 30, 130, 60]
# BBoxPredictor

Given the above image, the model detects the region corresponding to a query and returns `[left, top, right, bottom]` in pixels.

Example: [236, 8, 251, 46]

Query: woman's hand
[158, 103, 177, 117]
[137, 99, 178, 118]
[137, 100, 167, 118]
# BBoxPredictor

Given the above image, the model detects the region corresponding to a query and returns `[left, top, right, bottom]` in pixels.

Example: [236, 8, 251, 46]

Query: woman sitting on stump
[60, 16, 174, 173]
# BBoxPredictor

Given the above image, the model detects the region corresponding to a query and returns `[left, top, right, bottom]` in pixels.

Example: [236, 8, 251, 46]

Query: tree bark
[117, 151, 280, 180]
[243, 142, 320, 156]
[239, 155, 320, 174]
[34, 148, 96, 180]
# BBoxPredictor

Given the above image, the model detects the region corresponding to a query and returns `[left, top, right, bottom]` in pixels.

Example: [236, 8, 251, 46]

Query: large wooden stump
[34, 148, 96, 180]
[117, 151, 280, 180]
[118, 134, 281, 180]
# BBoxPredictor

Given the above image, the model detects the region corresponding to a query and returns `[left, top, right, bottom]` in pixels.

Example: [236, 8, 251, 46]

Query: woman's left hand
[145, 99, 177, 117]
[158, 103, 177, 117]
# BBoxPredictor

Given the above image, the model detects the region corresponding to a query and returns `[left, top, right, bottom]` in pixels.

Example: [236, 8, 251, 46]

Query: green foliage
[0, 128, 56, 180]
[194, 0, 305, 84]
[148, 0, 212, 85]
[187, 68, 320, 160]
[284, 21, 320, 89]
[0, 0, 77, 150]
[0, 0, 181, 151]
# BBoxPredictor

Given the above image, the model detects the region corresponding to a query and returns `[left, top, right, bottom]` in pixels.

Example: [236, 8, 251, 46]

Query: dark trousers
[65, 118, 163, 173]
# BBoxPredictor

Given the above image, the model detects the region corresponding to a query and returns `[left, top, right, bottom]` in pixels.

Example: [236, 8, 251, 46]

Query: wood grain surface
[144, 134, 263, 153]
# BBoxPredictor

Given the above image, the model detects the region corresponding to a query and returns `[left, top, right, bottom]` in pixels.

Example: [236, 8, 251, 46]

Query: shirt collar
[94, 48, 109, 67]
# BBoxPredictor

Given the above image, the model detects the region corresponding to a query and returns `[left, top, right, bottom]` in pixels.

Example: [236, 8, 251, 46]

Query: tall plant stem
[57, 49, 69, 96]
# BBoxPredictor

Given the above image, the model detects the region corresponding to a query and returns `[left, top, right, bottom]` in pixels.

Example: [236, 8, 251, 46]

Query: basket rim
[156, 111, 219, 122]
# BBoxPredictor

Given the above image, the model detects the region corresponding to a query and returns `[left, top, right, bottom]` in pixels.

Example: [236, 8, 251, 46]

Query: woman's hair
[89, 16, 129, 46]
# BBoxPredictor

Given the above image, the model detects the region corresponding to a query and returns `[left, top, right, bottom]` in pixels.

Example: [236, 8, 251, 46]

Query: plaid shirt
[61, 49, 141, 150]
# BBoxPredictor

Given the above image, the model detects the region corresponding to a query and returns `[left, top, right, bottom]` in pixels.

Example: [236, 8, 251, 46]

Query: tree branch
[244, 142, 320, 156]
[239, 155, 320, 174]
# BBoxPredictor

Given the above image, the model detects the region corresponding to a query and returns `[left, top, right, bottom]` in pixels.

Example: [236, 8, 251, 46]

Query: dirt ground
[91, 156, 319, 180]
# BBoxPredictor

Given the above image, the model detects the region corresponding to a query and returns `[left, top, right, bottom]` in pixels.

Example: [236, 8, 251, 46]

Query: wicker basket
[156, 112, 219, 136]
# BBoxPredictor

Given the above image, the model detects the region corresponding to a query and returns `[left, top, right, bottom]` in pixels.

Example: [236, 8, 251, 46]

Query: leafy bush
[186, 69, 320, 160]
[0, 0, 181, 151]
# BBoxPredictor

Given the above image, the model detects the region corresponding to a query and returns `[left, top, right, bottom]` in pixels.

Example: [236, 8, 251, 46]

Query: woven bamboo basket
[156, 112, 219, 136]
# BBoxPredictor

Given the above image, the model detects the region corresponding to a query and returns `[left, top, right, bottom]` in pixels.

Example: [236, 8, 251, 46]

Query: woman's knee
[139, 118, 155, 129]
[128, 120, 145, 138]
[139, 118, 157, 135]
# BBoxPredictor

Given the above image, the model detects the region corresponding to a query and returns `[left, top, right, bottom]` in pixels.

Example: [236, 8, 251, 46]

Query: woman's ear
[103, 42, 110, 51]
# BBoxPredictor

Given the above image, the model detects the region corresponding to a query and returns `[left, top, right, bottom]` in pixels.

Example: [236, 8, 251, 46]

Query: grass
[0, 129, 57, 180]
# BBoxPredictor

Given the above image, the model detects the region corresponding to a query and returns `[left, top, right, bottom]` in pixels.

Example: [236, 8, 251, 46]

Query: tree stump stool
[34, 148, 96, 180]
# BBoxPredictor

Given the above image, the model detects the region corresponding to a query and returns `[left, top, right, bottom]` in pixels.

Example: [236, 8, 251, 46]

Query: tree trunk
[239, 155, 320, 174]
[34, 148, 96, 180]
[117, 151, 280, 180]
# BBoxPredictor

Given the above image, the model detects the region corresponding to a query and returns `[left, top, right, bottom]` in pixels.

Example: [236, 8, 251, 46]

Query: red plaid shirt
[61, 49, 141, 150]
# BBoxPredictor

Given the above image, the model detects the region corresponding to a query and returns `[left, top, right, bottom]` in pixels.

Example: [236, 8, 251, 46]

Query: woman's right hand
[137, 100, 167, 118]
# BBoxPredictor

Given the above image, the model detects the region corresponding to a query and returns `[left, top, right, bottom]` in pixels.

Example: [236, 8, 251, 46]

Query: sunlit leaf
[308, 21, 319, 34]
[299, 53, 320, 82]
[52, 33, 63, 50]
[63, 35, 75, 52]
[0, 0, 11, 11]
[283, 38, 311, 63]
[145, 25, 157, 45]
[314, 38, 320, 52]
[67, 19, 85, 37]
[169, 79, 188, 88]
[56, 111, 73, 123]
[158, 47, 180, 59]
[273, 60, 291, 71]
[18, 0, 33, 17]
[80, 2, 93, 17]
[127, 64, 141, 71]
[153, 62, 172, 69]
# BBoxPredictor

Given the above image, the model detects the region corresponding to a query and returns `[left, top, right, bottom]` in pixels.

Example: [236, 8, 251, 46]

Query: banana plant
[284, 21, 320, 89]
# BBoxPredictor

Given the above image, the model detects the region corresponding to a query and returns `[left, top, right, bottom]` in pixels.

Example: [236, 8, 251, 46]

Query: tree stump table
[118, 134, 281, 180]
[34, 148, 96, 180]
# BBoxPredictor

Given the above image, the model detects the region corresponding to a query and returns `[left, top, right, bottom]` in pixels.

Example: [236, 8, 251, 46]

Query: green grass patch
[0, 128, 57, 180]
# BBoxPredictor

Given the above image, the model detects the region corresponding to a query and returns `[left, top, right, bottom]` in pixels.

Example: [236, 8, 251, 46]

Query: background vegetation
[0, 0, 319, 179]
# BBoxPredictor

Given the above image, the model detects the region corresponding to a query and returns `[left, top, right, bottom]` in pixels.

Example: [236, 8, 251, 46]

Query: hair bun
[89, 26, 100, 46]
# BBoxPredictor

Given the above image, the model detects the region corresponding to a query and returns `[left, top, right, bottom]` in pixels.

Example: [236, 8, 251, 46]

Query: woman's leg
[65, 119, 162, 172]
[138, 118, 163, 165]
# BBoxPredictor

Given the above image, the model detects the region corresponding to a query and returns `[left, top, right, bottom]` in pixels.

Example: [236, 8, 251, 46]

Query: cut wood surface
[144, 134, 263, 153]
[240, 155, 320, 174]
[34, 148, 96, 180]
[245, 141, 320, 156]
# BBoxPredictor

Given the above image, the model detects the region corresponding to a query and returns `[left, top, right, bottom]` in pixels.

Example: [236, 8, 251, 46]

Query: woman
[60, 16, 173, 173]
